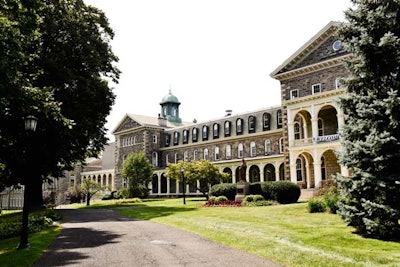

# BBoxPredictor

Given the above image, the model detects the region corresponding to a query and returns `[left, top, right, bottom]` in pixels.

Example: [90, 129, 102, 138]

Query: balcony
[293, 134, 339, 147]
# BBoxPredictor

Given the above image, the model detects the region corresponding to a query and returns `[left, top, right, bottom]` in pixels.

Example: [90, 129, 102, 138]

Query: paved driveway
[34, 209, 284, 267]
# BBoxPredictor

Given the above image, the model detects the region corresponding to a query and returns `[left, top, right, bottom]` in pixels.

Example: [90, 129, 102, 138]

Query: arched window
[204, 148, 209, 160]
[248, 116, 256, 133]
[296, 158, 303, 182]
[174, 153, 179, 163]
[202, 125, 209, 140]
[238, 143, 244, 158]
[226, 145, 232, 159]
[184, 151, 189, 161]
[213, 123, 220, 139]
[294, 122, 301, 140]
[130, 136, 134, 145]
[224, 121, 231, 137]
[192, 127, 198, 142]
[263, 113, 271, 131]
[265, 139, 271, 155]
[133, 136, 137, 145]
[277, 110, 282, 129]
[250, 141, 256, 157]
[152, 152, 158, 167]
[236, 118, 243, 135]
[321, 156, 326, 180]
[214, 147, 220, 161]
[193, 150, 199, 161]
[318, 118, 324, 136]
[165, 133, 171, 146]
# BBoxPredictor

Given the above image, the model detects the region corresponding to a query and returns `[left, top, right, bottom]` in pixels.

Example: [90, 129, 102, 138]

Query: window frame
[290, 89, 299, 99]
[263, 113, 271, 131]
[202, 125, 209, 141]
[213, 123, 220, 139]
[236, 118, 243, 135]
[312, 83, 322, 94]
[248, 116, 256, 133]
[250, 141, 256, 157]
[224, 121, 231, 137]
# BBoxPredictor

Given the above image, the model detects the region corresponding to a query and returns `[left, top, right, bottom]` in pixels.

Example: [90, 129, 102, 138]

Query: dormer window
[183, 129, 189, 144]
[213, 123, 220, 139]
[263, 113, 271, 131]
[236, 118, 243, 135]
[248, 116, 256, 133]
[312, 84, 321, 94]
[173, 131, 180, 145]
[165, 133, 171, 147]
[224, 121, 231, 137]
[192, 127, 198, 142]
[202, 125, 209, 140]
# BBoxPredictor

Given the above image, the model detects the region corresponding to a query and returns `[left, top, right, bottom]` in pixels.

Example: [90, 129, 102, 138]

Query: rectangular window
[290, 89, 299, 99]
[335, 78, 342, 89]
[152, 135, 157, 143]
[312, 84, 321, 94]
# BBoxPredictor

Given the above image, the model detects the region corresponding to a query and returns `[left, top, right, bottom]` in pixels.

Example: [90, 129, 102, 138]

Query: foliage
[209, 183, 237, 200]
[249, 182, 273, 200]
[269, 181, 301, 204]
[241, 194, 273, 207]
[307, 198, 327, 213]
[81, 178, 106, 206]
[0, 209, 61, 240]
[121, 152, 153, 198]
[243, 194, 265, 202]
[65, 186, 84, 203]
[0, 0, 119, 209]
[166, 160, 229, 198]
[114, 188, 130, 199]
[335, 0, 400, 239]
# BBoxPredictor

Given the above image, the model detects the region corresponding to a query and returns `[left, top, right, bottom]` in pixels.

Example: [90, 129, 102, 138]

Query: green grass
[112, 198, 400, 267]
[0, 226, 60, 267]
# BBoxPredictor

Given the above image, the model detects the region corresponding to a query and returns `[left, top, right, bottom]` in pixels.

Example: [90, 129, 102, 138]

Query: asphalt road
[33, 208, 284, 267]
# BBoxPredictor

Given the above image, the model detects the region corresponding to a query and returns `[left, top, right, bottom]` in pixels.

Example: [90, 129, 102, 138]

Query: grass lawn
[112, 198, 400, 267]
[0, 226, 60, 267]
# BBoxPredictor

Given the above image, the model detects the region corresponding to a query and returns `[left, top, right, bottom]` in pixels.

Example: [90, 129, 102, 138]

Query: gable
[112, 116, 142, 134]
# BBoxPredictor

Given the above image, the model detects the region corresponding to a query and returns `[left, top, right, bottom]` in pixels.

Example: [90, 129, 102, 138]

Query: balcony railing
[292, 134, 340, 147]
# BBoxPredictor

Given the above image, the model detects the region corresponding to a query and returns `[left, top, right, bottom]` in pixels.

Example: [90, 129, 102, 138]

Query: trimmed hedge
[209, 183, 236, 200]
[210, 181, 301, 204]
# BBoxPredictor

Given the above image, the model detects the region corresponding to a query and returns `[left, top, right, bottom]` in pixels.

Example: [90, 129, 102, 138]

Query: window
[152, 135, 157, 144]
[238, 143, 244, 158]
[165, 133, 171, 146]
[184, 151, 189, 161]
[174, 153, 179, 163]
[133, 136, 137, 145]
[204, 148, 209, 160]
[152, 152, 158, 167]
[193, 150, 199, 161]
[224, 121, 231, 137]
[265, 139, 271, 155]
[166, 154, 169, 164]
[250, 142, 256, 157]
[296, 158, 303, 182]
[290, 89, 299, 99]
[236, 118, 243, 135]
[202, 125, 209, 140]
[214, 147, 220, 161]
[335, 78, 343, 89]
[226, 145, 232, 159]
[248, 116, 256, 133]
[279, 137, 284, 154]
[321, 157, 326, 180]
[213, 123, 220, 139]
[312, 83, 321, 94]
[277, 110, 282, 129]
[263, 113, 271, 131]
[192, 127, 198, 142]
[183, 129, 189, 144]
[318, 118, 324, 136]
[173, 131, 180, 145]
[294, 122, 301, 140]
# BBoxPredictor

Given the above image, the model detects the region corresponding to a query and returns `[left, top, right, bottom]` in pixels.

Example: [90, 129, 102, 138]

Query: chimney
[158, 113, 167, 127]
[225, 109, 232, 116]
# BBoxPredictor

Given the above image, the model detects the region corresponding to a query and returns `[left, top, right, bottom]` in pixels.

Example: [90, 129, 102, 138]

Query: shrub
[209, 183, 236, 200]
[307, 197, 327, 213]
[65, 186, 84, 203]
[269, 181, 301, 204]
[129, 185, 149, 198]
[324, 192, 341, 214]
[216, 196, 228, 202]
[243, 194, 264, 202]
[250, 182, 273, 200]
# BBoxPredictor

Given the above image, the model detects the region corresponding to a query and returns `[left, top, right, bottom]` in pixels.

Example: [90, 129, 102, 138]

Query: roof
[160, 90, 180, 105]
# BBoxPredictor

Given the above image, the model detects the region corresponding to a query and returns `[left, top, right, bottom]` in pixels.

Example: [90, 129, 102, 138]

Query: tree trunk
[86, 194, 90, 206]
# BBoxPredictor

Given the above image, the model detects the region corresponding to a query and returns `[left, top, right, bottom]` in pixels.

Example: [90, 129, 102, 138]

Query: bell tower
[160, 89, 182, 123]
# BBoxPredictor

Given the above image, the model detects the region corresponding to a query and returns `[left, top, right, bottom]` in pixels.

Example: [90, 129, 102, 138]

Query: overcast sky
[83, 0, 352, 140]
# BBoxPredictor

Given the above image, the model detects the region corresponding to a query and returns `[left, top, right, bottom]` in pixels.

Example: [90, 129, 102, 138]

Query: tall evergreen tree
[336, 0, 400, 239]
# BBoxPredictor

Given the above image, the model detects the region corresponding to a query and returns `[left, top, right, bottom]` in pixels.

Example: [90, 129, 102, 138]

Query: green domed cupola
[160, 89, 182, 123]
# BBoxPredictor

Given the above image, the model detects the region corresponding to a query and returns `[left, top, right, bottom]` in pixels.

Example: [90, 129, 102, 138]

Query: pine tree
[336, 0, 400, 239]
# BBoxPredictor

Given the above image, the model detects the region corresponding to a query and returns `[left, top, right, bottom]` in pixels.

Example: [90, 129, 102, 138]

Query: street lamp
[181, 167, 186, 205]
[18, 115, 38, 250]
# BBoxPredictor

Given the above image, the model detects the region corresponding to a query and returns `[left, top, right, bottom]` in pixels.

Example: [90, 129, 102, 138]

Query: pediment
[112, 115, 142, 134]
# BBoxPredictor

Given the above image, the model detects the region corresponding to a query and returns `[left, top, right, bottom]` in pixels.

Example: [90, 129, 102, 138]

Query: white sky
[83, 0, 351, 140]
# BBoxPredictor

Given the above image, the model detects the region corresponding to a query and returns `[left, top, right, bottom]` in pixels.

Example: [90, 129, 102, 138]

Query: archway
[151, 174, 158, 194]
[222, 167, 232, 183]
[249, 165, 260, 183]
[264, 164, 275, 181]
[161, 174, 167, 193]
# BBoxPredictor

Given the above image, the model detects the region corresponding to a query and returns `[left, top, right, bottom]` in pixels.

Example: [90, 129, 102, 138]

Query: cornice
[283, 88, 345, 106]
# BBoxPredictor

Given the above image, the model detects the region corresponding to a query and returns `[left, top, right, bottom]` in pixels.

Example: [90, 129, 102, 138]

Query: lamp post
[18, 115, 37, 250]
[181, 167, 186, 205]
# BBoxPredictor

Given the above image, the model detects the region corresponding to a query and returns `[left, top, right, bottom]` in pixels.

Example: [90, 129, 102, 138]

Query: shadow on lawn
[118, 204, 197, 221]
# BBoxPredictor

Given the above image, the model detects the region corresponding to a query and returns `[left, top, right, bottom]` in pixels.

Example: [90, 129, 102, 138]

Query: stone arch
[161, 173, 167, 193]
[279, 163, 285, 180]
[222, 167, 233, 183]
[317, 105, 338, 136]
[295, 152, 315, 188]
[264, 164, 276, 181]
[151, 174, 158, 194]
[249, 165, 260, 183]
